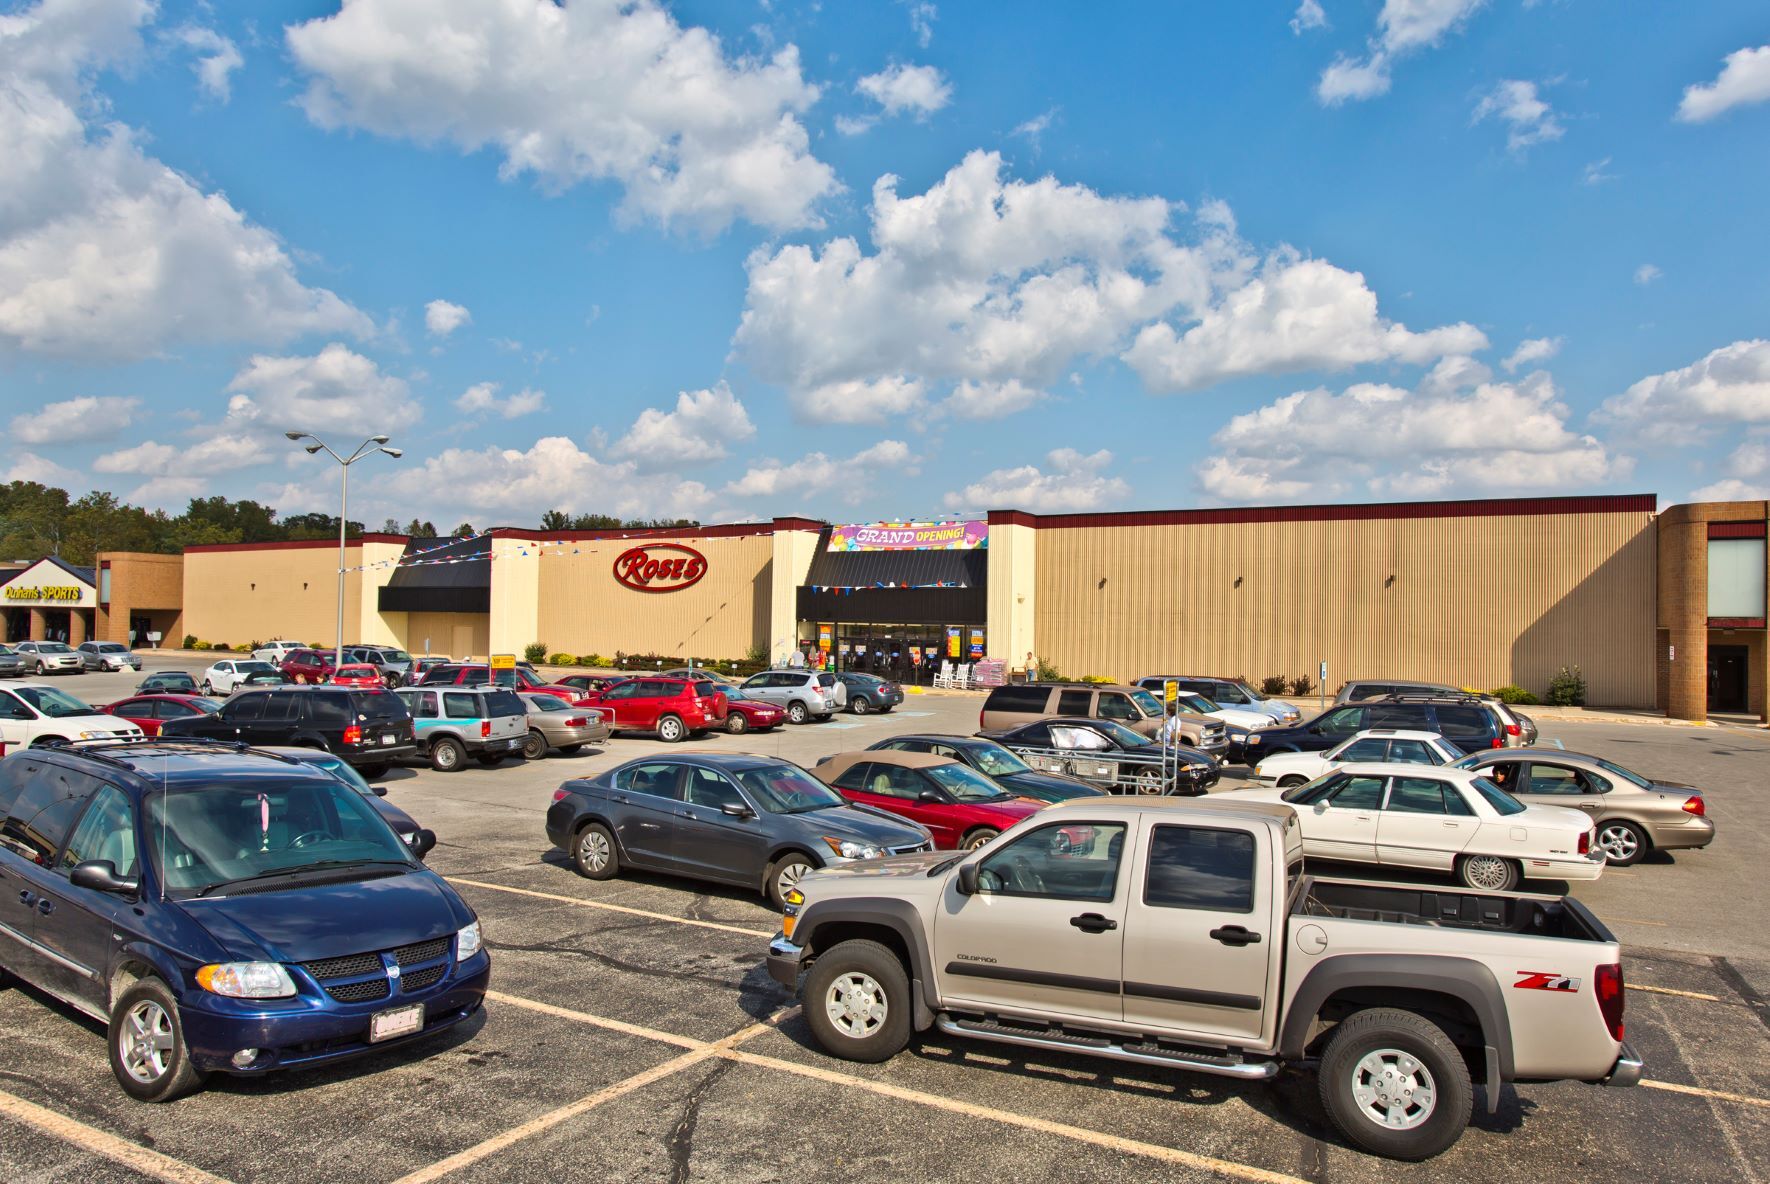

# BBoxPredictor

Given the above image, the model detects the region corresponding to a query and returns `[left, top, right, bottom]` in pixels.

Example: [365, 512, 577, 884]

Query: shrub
[583, 653, 611, 668]
[1546, 665, 1586, 707]
[1288, 673, 1315, 697]
[1489, 684, 1541, 706]
[745, 643, 769, 665]
[1260, 675, 1289, 696]
[181, 634, 197, 649]
[248, 639, 262, 651]
[233, 643, 253, 653]
[1036, 658, 1064, 681]
[191, 640, 211, 651]
[547, 652, 575, 667]
[1080, 674, 1114, 685]
[523, 642, 549, 664]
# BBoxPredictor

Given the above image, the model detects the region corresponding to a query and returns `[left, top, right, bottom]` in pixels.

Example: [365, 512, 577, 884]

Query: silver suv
[78, 641, 141, 672]
[738, 670, 837, 724]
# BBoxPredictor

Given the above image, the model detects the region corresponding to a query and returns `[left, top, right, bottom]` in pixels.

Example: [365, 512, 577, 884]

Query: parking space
[4, 657, 1769, 1182]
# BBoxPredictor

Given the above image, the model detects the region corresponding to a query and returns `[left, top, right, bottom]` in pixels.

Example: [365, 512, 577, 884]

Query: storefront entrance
[826, 624, 940, 685]
[1709, 645, 1750, 714]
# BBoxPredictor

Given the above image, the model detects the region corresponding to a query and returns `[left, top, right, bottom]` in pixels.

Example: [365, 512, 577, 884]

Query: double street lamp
[285, 432, 402, 672]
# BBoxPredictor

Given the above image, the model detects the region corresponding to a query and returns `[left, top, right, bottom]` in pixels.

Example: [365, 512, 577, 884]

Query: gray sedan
[0, 645, 24, 679]
[78, 641, 142, 672]
[518, 691, 612, 759]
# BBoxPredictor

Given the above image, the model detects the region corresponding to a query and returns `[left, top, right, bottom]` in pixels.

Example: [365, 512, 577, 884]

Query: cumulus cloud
[1502, 336, 1562, 373]
[944, 448, 1129, 513]
[1316, 0, 1486, 105]
[286, 0, 837, 234]
[943, 379, 1047, 420]
[225, 343, 421, 433]
[1677, 44, 1770, 123]
[1291, 0, 1329, 34]
[1634, 263, 1661, 286]
[727, 440, 911, 501]
[0, 0, 370, 361]
[94, 434, 271, 477]
[1691, 439, 1770, 501]
[125, 476, 208, 508]
[9, 395, 139, 444]
[454, 381, 546, 420]
[1200, 357, 1626, 503]
[170, 25, 242, 102]
[1596, 340, 1770, 440]
[856, 63, 952, 118]
[1473, 79, 1564, 153]
[611, 383, 756, 468]
[4, 452, 81, 486]
[425, 299, 471, 337]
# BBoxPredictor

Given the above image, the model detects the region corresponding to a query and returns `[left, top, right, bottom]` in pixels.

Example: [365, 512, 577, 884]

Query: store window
[1709, 538, 1767, 618]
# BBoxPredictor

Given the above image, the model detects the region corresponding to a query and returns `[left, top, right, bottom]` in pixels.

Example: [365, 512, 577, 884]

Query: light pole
[286, 432, 402, 672]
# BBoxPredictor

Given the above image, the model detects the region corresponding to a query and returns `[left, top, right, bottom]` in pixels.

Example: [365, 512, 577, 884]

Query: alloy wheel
[119, 1000, 175, 1084]
[1462, 855, 1513, 891]
[824, 971, 888, 1040]
[1596, 823, 1641, 863]
[1350, 1048, 1437, 1131]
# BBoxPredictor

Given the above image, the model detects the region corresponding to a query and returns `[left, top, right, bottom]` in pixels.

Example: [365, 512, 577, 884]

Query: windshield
[237, 661, 275, 674]
[188, 697, 223, 713]
[14, 686, 95, 717]
[305, 753, 375, 796]
[1129, 689, 1163, 717]
[1186, 692, 1223, 712]
[146, 776, 414, 897]
[1470, 776, 1526, 816]
[1235, 681, 1267, 702]
[735, 765, 848, 814]
[36, 643, 73, 654]
[526, 694, 571, 712]
[1281, 773, 1341, 804]
[1438, 739, 1467, 758]
[925, 764, 1011, 802]
[1093, 718, 1155, 748]
[968, 742, 1032, 776]
[97, 643, 125, 653]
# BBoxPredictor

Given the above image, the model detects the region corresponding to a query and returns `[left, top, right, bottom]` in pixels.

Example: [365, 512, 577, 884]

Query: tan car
[978, 681, 1227, 757]
[517, 691, 612, 760]
[1457, 750, 1714, 866]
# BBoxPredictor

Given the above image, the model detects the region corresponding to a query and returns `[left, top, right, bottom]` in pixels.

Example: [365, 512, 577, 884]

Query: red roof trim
[184, 534, 405, 554]
[1013, 494, 1659, 530]
[1707, 521, 1766, 539]
[988, 510, 1038, 528]
[495, 522, 779, 543]
[1708, 617, 1766, 629]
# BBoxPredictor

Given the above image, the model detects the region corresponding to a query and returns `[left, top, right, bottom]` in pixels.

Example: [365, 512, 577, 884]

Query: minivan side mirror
[70, 860, 138, 896]
[371, 784, 388, 797]
[409, 828, 438, 860]
[956, 861, 980, 895]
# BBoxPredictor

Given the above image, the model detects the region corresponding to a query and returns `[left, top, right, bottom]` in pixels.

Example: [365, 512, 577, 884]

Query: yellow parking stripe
[1643, 1079, 1770, 1109]
[0, 1089, 235, 1184]
[485, 988, 705, 1049]
[1632, 984, 1724, 1002]
[449, 877, 773, 938]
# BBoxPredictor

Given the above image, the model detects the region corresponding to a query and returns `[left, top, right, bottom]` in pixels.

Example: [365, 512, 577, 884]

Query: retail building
[1, 552, 183, 648]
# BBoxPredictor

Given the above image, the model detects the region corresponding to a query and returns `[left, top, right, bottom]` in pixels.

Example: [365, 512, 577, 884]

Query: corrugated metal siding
[1032, 510, 1657, 706]
[184, 548, 364, 647]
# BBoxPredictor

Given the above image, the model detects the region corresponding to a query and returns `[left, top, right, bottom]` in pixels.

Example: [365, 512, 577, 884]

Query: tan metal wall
[536, 534, 774, 661]
[184, 545, 364, 648]
[1033, 509, 1658, 706]
[402, 612, 490, 662]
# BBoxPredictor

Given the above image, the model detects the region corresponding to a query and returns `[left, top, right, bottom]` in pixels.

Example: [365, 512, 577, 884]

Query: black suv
[159, 687, 416, 775]
[1243, 694, 1507, 758]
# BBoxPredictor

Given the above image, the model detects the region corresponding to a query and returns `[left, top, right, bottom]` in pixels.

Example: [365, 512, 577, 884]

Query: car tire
[1456, 853, 1520, 892]
[109, 978, 207, 1103]
[802, 939, 912, 1064]
[201, 680, 213, 695]
[1317, 1007, 1472, 1161]
[430, 737, 465, 773]
[726, 712, 748, 735]
[558, 744, 584, 755]
[787, 701, 809, 725]
[657, 714, 686, 743]
[1594, 820, 1648, 867]
[850, 696, 872, 715]
[1277, 775, 1308, 789]
[523, 730, 548, 761]
[961, 827, 999, 851]
[34, 661, 45, 675]
[766, 853, 815, 907]
[572, 822, 620, 880]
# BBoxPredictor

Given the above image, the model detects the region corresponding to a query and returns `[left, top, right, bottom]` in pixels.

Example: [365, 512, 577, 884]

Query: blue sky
[3, 0, 1767, 527]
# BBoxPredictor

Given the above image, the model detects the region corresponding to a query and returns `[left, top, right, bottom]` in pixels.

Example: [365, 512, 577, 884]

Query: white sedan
[0, 683, 143, 749]
[201, 659, 281, 694]
[1227, 762, 1602, 891]
[252, 640, 304, 663]
[1251, 729, 1465, 786]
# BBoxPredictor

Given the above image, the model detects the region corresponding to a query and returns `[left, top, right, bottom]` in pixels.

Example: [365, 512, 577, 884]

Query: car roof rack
[1373, 692, 1490, 705]
[60, 736, 303, 766]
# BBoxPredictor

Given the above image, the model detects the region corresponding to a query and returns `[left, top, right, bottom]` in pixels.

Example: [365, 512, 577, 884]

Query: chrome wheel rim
[1135, 772, 1163, 795]
[1464, 855, 1511, 890]
[659, 719, 683, 741]
[728, 715, 746, 734]
[825, 971, 887, 1040]
[119, 1000, 175, 1084]
[1597, 824, 1639, 862]
[1351, 1048, 1437, 1130]
[965, 832, 995, 850]
[776, 860, 809, 895]
[436, 744, 459, 769]
[579, 829, 610, 872]
[789, 704, 807, 723]
[852, 698, 870, 715]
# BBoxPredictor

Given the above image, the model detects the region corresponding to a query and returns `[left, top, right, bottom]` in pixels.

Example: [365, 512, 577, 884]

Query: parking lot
[2, 657, 1768, 1183]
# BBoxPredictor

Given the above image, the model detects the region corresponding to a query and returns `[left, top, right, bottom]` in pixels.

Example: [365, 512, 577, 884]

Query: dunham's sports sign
[826, 520, 988, 552]
[612, 544, 708, 593]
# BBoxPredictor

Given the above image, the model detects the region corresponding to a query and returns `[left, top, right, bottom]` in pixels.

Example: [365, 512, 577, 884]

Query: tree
[381, 518, 402, 534]
[539, 509, 572, 532]
[404, 518, 437, 536]
[179, 496, 282, 543]
[282, 512, 366, 539]
[453, 522, 476, 537]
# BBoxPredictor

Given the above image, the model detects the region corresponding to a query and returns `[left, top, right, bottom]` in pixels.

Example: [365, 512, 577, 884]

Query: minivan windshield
[147, 776, 414, 897]
[13, 686, 96, 717]
[735, 765, 848, 814]
[924, 764, 1011, 802]
[967, 742, 1032, 776]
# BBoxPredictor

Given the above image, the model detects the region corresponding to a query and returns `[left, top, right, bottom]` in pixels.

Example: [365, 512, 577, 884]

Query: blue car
[0, 739, 488, 1101]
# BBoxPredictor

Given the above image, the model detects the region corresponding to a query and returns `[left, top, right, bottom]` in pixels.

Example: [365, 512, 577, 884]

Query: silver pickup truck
[768, 796, 1640, 1161]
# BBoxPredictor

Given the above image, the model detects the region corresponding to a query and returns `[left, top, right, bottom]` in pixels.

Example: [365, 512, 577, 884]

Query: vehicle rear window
[986, 685, 1052, 713]
[351, 691, 409, 721]
[694, 681, 718, 698]
[1433, 706, 1492, 736]
[483, 690, 526, 717]
[2, 765, 108, 863]
[1144, 825, 1255, 913]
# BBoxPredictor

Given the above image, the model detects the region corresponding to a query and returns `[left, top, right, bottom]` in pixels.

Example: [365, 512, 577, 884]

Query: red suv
[279, 648, 337, 684]
[812, 749, 1043, 850]
[573, 677, 728, 743]
[416, 663, 580, 699]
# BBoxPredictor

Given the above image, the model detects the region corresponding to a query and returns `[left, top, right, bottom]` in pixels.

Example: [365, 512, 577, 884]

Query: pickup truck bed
[1297, 877, 1613, 941]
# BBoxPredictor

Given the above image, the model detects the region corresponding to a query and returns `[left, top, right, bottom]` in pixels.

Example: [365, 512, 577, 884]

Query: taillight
[1578, 830, 1591, 855]
[1491, 737, 1504, 748]
[565, 717, 587, 727]
[551, 788, 569, 802]
[481, 720, 492, 738]
[1682, 796, 1705, 816]
[1595, 963, 1625, 1041]
[343, 724, 362, 745]
[1505, 722, 1520, 736]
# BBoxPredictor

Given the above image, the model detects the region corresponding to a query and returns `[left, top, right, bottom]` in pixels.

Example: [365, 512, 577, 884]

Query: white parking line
[485, 988, 704, 1049]
[0, 1089, 235, 1184]
[450, 877, 774, 938]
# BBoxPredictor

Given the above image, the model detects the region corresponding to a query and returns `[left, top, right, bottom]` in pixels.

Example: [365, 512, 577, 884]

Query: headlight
[196, 962, 296, 998]
[822, 836, 884, 860]
[1246, 734, 1261, 746]
[456, 920, 482, 961]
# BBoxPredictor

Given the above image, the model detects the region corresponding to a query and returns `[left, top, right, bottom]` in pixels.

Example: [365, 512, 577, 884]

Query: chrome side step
[935, 1015, 1278, 1080]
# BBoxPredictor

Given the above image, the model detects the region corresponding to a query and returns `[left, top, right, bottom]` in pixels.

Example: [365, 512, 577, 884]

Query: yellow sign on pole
[1164, 679, 1179, 703]
[490, 653, 516, 670]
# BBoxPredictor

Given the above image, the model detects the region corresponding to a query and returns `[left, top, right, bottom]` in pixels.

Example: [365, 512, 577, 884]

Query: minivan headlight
[823, 836, 884, 860]
[456, 920, 482, 961]
[196, 962, 296, 998]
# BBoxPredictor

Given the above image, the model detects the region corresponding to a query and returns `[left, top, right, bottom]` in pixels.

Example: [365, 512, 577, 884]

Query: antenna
[159, 753, 168, 903]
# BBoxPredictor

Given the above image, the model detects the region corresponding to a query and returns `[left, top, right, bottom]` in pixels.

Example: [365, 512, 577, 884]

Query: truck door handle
[1210, 925, 1262, 946]
[18, 890, 34, 906]
[36, 898, 53, 915]
[1069, 912, 1117, 933]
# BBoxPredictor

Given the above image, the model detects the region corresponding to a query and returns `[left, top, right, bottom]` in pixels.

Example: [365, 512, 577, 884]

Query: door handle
[18, 890, 34, 906]
[1069, 912, 1117, 934]
[36, 898, 53, 915]
[1210, 925, 1262, 946]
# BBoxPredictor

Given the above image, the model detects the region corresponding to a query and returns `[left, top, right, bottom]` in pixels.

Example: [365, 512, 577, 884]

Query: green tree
[539, 509, 572, 531]
[453, 522, 476, 537]
[404, 518, 437, 536]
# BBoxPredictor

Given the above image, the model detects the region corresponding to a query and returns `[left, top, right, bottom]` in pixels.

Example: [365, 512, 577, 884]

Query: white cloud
[612, 382, 756, 467]
[425, 299, 471, 337]
[943, 448, 1129, 513]
[170, 25, 242, 102]
[3, 452, 81, 486]
[943, 379, 1046, 420]
[94, 433, 270, 477]
[856, 63, 952, 119]
[225, 343, 421, 434]
[1677, 44, 1770, 123]
[1316, 0, 1486, 105]
[9, 395, 139, 444]
[727, 440, 912, 501]
[1597, 340, 1770, 438]
[454, 381, 546, 420]
[125, 476, 207, 508]
[1691, 439, 1770, 501]
[1010, 109, 1057, 148]
[1290, 0, 1329, 35]
[793, 377, 928, 424]
[1634, 263, 1661, 286]
[286, 0, 837, 234]
[1502, 335, 1562, 373]
[1582, 157, 1617, 185]
[906, 1, 936, 48]
[1473, 79, 1564, 153]
[1201, 357, 1626, 502]
[0, 0, 371, 360]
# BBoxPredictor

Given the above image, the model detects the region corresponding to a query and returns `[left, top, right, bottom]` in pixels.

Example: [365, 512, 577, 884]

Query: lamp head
[285, 431, 308, 441]
[370, 435, 390, 445]
[381, 447, 403, 459]
[304, 444, 324, 454]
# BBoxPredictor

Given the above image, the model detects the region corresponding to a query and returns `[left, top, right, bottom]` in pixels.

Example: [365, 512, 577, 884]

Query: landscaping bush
[584, 653, 613, 668]
[523, 642, 549, 664]
[181, 634, 197, 649]
[1545, 665, 1586, 707]
[1259, 675, 1289, 696]
[1288, 673, 1315, 697]
[1489, 684, 1541, 706]
[233, 644, 253, 653]
[192, 640, 212, 651]
[547, 653, 575, 667]
[1080, 674, 1114, 685]
[1036, 658, 1064, 681]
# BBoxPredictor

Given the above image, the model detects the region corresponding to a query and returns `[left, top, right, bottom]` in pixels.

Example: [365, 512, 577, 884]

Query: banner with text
[827, 520, 988, 552]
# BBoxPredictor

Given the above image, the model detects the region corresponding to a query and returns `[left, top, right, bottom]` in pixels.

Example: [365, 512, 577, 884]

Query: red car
[553, 672, 631, 696]
[417, 662, 582, 700]
[329, 663, 385, 688]
[280, 648, 337, 684]
[101, 693, 224, 736]
[720, 687, 785, 735]
[573, 676, 728, 743]
[813, 749, 1044, 850]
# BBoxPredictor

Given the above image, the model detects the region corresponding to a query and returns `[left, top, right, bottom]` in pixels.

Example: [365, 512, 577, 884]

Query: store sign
[612, 544, 708, 593]
[4, 585, 83, 602]
[827, 520, 987, 552]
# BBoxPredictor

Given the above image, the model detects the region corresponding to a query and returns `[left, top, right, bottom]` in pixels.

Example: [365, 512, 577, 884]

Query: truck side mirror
[956, 862, 980, 895]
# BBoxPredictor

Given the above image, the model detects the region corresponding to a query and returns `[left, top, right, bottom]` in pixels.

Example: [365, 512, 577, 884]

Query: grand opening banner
[826, 520, 989, 551]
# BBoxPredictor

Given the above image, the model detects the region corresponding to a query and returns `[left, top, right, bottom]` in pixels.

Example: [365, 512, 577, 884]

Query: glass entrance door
[836, 624, 950, 685]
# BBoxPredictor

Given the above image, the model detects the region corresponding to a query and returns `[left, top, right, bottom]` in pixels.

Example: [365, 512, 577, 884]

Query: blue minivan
[0, 739, 489, 1101]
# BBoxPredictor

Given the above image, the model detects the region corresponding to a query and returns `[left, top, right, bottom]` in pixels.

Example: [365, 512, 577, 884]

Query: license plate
[369, 1003, 423, 1043]
[380, 734, 397, 745]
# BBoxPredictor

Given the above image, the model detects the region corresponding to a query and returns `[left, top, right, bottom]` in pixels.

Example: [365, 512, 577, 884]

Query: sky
[2, 0, 1768, 530]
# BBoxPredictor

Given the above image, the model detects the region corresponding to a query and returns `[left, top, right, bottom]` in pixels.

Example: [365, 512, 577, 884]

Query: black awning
[378, 536, 490, 615]
[797, 544, 987, 626]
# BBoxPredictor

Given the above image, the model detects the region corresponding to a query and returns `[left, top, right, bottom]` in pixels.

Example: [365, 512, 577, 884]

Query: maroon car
[416, 662, 581, 700]
[279, 648, 338, 684]
[812, 749, 1044, 850]
[101, 693, 224, 736]
[720, 686, 786, 735]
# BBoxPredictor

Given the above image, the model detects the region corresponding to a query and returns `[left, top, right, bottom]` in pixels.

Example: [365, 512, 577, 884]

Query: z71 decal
[1514, 971, 1582, 992]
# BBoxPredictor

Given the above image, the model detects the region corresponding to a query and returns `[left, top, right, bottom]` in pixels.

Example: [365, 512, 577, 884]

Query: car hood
[1517, 803, 1593, 832]
[790, 805, 929, 846]
[46, 713, 141, 733]
[1211, 707, 1273, 729]
[178, 868, 469, 963]
[995, 770, 1102, 800]
[1219, 786, 1292, 806]
[803, 850, 952, 881]
[1252, 749, 1321, 770]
